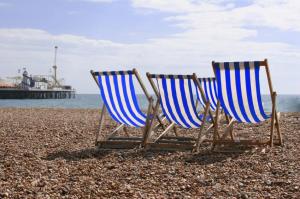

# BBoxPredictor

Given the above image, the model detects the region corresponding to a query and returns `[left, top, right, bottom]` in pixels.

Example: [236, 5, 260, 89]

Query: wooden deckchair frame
[212, 59, 282, 148]
[90, 69, 164, 149]
[145, 73, 215, 152]
[194, 77, 229, 124]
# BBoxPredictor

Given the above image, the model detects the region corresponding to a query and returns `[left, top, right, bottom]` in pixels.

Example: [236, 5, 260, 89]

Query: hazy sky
[0, 0, 299, 94]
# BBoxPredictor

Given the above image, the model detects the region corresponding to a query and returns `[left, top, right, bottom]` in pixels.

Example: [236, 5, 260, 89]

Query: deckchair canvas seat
[215, 61, 270, 124]
[212, 59, 282, 147]
[91, 69, 155, 149]
[156, 75, 203, 128]
[196, 77, 219, 111]
[97, 71, 147, 127]
[146, 73, 214, 152]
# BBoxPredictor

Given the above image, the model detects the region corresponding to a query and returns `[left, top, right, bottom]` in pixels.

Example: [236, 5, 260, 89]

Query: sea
[0, 94, 299, 112]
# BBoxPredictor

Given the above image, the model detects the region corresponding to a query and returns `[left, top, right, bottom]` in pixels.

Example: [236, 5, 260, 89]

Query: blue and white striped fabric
[156, 76, 203, 128]
[213, 61, 270, 124]
[97, 72, 147, 127]
[195, 78, 218, 111]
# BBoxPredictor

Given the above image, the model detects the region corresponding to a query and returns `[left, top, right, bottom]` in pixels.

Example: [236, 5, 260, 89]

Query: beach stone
[0, 109, 299, 198]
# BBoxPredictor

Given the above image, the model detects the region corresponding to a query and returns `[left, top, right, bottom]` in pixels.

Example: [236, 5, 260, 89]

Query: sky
[0, 0, 299, 94]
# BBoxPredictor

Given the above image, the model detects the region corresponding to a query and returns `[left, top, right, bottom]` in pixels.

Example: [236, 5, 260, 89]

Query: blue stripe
[113, 75, 137, 126]
[188, 79, 201, 127]
[156, 78, 171, 122]
[208, 79, 217, 109]
[129, 75, 146, 119]
[254, 62, 269, 119]
[244, 62, 260, 122]
[161, 78, 180, 124]
[203, 79, 210, 105]
[188, 79, 201, 125]
[98, 75, 122, 124]
[224, 62, 242, 122]
[213, 79, 218, 104]
[215, 64, 231, 116]
[195, 80, 200, 101]
[121, 75, 145, 125]
[104, 75, 127, 124]
[170, 78, 190, 128]
[197, 79, 205, 107]
[234, 62, 251, 123]
[179, 79, 200, 127]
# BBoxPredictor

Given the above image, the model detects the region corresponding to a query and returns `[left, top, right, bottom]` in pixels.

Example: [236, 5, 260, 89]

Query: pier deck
[0, 88, 75, 99]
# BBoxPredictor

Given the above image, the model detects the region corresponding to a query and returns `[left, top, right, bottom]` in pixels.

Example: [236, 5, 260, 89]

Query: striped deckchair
[195, 78, 218, 111]
[146, 73, 214, 151]
[90, 69, 160, 149]
[212, 59, 282, 147]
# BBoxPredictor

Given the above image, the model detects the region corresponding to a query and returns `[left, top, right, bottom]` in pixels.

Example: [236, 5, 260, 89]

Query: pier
[0, 88, 75, 99]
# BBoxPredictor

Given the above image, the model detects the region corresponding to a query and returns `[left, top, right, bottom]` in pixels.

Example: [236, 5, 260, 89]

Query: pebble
[0, 109, 299, 198]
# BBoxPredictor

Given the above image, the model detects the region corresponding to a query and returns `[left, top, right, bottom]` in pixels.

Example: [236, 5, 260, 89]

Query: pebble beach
[0, 108, 299, 198]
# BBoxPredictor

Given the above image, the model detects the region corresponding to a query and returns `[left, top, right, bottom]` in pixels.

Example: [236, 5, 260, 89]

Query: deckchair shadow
[184, 147, 247, 165]
[45, 148, 111, 161]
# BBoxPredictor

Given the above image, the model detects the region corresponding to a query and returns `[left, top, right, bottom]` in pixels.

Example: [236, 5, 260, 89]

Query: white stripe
[210, 79, 217, 110]
[117, 76, 144, 127]
[165, 79, 186, 127]
[175, 79, 198, 128]
[100, 76, 123, 123]
[157, 79, 174, 124]
[204, 79, 214, 109]
[197, 80, 205, 107]
[239, 63, 255, 123]
[207, 79, 217, 110]
[196, 82, 204, 107]
[229, 63, 247, 122]
[109, 76, 133, 125]
[124, 75, 146, 121]
[249, 62, 265, 122]
[184, 79, 202, 126]
[219, 63, 236, 119]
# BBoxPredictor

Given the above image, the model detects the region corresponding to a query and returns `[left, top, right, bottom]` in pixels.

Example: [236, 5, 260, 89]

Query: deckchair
[212, 59, 282, 147]
[146, 73, 214, 151]
[195, 77, 230, 126]
[195, 78, 218, 112]
[90, 69, 163, 149]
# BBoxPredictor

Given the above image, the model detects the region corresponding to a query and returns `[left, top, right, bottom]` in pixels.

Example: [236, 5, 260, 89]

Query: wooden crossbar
[91, 70, 134, 76]
[147, 74, 194, 79]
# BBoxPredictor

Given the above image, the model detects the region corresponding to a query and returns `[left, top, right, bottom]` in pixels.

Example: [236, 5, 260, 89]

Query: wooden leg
[275, 111, 282, 145]
[105, 124, 124, 140]
[173, 126, 179, 137]
[123, 126, 129, 137]
[229, 124, 235, 141]
[269, 92, 276, 147]
[220, 119, 235, 140]
[143, 99, 160, 146]
[225, 114, 230, 124]
[196, 102, 210, 152]
[95, 105, 106, 145]
[154, 108, 165, 130]
[212, 101, 220, 150]
[154, 122, 176, 143]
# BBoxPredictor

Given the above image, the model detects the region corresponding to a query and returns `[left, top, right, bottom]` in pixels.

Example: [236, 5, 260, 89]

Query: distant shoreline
[0, 94, 299, 112]
[0, 107, 299, 113]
